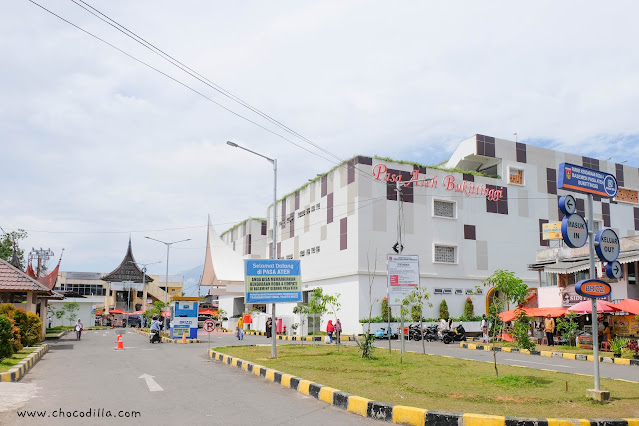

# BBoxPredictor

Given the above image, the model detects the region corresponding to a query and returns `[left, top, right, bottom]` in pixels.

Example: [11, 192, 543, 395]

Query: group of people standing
[326, 319, 341, 343]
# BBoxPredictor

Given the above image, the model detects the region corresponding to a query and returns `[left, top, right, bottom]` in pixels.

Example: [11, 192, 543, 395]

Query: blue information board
[244, 260, 302, 303]
[557, 163, 618, 198]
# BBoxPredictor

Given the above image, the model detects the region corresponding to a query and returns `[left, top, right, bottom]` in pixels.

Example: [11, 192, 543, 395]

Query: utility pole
[29, 247, 54, 278]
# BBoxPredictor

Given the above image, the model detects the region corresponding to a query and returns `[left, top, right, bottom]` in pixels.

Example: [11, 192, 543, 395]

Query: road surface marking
[139, 374, 163, 392]
[503, 359, 574, 368]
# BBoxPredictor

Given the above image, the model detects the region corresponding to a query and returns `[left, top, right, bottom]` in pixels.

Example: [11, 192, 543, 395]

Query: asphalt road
[0, 330, 376, 426]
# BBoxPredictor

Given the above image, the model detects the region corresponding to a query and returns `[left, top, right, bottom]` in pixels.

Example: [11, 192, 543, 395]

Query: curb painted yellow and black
[460, 342, 639, 367]
[130, 328, 201, 344]
[208, 348, 639, 426]
[0, 344, 49, 382]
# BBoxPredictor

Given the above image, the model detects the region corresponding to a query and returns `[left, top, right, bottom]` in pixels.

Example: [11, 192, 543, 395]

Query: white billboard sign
[387, 254, 420, 303]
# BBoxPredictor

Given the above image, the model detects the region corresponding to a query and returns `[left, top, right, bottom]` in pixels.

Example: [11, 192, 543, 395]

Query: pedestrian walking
[236, 316, 244, 340]
[481, 314, 489, 343]
[544, 314, 555, 346]
[326, 319, 335, 344]
[266, 317, 272, 338]
[75, 318, 84, 341]
[48, 315, 52, 329]
[334, 319, 342, 344]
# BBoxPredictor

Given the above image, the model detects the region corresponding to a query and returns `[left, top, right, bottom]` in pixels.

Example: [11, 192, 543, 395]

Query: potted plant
[610, 337, 630, 358]
[625, 340, 639, 359]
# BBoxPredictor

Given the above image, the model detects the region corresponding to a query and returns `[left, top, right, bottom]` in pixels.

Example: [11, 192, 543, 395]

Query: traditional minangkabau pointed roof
[36, 249, 63, 290]
[199, 215, 244, 286]
[101, 238, 153, 283]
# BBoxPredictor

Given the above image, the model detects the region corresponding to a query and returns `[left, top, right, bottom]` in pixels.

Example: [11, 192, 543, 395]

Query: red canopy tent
[199, 308, 218, 316]
[567, 300, 621, 314]
[109, 309, 125, 314]
[499, 307, 567, 322]
[611, 298, 639, 315]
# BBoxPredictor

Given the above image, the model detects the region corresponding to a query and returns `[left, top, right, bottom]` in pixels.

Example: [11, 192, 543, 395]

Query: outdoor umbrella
[567, 300, 621, 313]
[611, 298, 639, 315]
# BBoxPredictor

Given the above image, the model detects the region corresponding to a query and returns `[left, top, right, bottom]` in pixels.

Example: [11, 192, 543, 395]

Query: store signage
[557, 163, 618, 198]
[558, 195, 577, 216]
[542, 222, 562, 240]
[110, 281, 144, 291]
[615, 188, 638, 204]
[605, 261, 622, 279]
[372, 164, 504, 201]
[387, 254, 420, 303]
[561, 285, 589, 306]
[575, 279, 612, 299]
[561, 213, 588, 248]
[594, 229, 620, 262]
[244, 260, 302, 303]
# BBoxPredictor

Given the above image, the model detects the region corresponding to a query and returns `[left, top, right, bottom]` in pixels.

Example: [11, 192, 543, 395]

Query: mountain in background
[177, 264, 204, 297]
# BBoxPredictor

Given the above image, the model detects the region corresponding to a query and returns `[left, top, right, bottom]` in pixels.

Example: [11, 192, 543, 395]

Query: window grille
[434, 200, 455, 218]
[434, 245, 456, 263]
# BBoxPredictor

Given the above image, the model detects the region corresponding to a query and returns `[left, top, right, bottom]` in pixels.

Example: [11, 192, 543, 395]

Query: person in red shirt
[326, 320, 335, 344]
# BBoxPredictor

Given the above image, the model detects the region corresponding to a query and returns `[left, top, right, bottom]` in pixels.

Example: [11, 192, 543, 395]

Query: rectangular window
[306, 249, 310, 256]
[476, 134, 495, 157]
[546, 168, 557, 195]
[616, 163, 625, 187]
[311, 247, 315, 254]
[486, 185, 508, 215]
[340, 217, 348, 251]
[316, 246, 320, 253]
[508, 167, 524, 185]
[295, 191, 300, 211]
[347, 159, 356, 184]
[464, 225, 476, 240]
[300, 250, 305, 257]
[434, 245, 456, 263]
[386, 169, 414, 203]
[261, 222, 267, 236]
[316, 203, 320, 210]
[628, 262, 636, 285]
[442, 289, 453, 295]
[455, 289, 463, 295]
[542, 273, 557, 287]
[582, 156, 600, 171]
[298, 211, 305, 218]
[327, 193, 334, 224]
[516, 142, 527, 163]
[576, 198, 585, 217]
[311, 205, 315, 212]
[434, 200, 455, 218]
[434, 288, 443, 295]
[321, 175, 328, 197]
[602, 203, 611, 227]
[285, 255, 293, 260]
[539, 219, 549, 247]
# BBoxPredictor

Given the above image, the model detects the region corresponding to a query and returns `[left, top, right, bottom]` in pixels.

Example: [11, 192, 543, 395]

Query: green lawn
[217, 345, 639, 419]
[0, 347, 38, 373]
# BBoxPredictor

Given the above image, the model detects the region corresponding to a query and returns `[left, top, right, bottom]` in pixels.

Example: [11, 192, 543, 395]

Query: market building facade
[202, 135, 639, 335]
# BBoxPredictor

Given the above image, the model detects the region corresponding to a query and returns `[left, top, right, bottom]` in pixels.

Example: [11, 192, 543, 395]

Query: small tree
[511, 309, 535, 350]
[381, 297, 390, 321]
[463, 297, 475, 320]
[355, 247, 377, 359]
[52, 305, 66, 325]
[556, 311, 579, 346]
[307, 288, 341, 344]
[483, 269, 529, 377]
[401, 288, 431, 356]
[439, 300, 449, 320]
[0, 315, 16, 360]
[293, 305, 309, 345]
[64, 302, 80, 326]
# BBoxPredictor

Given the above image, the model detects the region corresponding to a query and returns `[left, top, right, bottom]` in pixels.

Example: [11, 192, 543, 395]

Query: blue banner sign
[557, 163, 618, 198]
[244, 260, 302, 303]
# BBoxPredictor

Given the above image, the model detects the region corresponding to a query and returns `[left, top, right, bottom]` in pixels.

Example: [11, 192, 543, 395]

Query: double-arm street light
[144, 237, 191, 326]
[227, 140, 278, 359]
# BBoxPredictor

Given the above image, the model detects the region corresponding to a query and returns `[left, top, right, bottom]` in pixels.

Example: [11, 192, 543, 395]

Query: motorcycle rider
[150, 316, 162, 343]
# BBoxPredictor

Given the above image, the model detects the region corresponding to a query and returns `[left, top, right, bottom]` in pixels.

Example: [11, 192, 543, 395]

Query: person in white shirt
[75, 319, 84, 341]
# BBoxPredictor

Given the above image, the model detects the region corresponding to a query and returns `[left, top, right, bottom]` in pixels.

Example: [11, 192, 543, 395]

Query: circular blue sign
[561, 214, 588, 248]
[606, 261, 622, 279]
[604, 175, 618, 198]
[595, 229, 620, 262]
[558, 195, 577, 216]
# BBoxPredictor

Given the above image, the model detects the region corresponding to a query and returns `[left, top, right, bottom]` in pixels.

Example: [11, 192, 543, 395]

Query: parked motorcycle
[423, 324, 440, 342]
[149, 329, 161, 344]
[441, 324, 466, 344]
[374, 327, 398, 340]
[408, 324, 424, 341]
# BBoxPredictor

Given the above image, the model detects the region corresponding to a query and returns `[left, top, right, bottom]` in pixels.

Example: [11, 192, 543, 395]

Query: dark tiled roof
[0, 258, 52, 292]
[101, 238, 153, 283]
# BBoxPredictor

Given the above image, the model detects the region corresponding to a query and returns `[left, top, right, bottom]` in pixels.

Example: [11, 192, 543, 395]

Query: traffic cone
[181, 332, 187, 344]
[116, 334, 124, 350]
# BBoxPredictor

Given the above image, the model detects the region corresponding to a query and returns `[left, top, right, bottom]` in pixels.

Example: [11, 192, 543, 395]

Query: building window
[316, 246, 320, 253]
[628, 262, 636, 285]
[285, 255, 293, 260]
[464, 225, 476, 240]
[582, 156, 600, 171]
[546, 168, 557, 195]
[576, 198, 585, 217]
[434, 200, 455, 218]
[508, 167, 524, 185]
[602, 203, 611, 227]
[476, 134, 495, 157]
[486, 185, 508, 215]
[542, 273, 557, 287]
[434, 245, 456, 263]
[455, 289, 463, 295]
[616, 163, 625, 187]
[635, 208, 639, 231]
[516, 142, 527, 163]
[539, 219, 549, 247]
[299, 250, 305, 257]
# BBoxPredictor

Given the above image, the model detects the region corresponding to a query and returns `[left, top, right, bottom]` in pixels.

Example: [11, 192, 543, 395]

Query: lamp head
[226, 141, 238, 147]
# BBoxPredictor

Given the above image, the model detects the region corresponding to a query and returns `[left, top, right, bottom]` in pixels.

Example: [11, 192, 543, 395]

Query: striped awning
[543, 260, 590, 275]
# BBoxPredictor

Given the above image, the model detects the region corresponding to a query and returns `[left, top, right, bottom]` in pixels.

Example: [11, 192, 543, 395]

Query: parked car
[198, 315, 213, 328]
[127, 315, 142, 328]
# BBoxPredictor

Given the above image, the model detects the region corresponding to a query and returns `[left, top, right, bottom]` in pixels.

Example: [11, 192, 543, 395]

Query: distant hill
[177, 264, 204, 297]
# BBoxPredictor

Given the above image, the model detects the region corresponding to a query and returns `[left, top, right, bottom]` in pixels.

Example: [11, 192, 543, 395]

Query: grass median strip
[216, 345, 639, 419]
[0, 347, 38, 373]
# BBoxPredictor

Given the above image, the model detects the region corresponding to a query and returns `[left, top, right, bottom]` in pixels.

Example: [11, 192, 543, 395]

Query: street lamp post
[227, 140, 278, 359]
[145, 237, 191, 328]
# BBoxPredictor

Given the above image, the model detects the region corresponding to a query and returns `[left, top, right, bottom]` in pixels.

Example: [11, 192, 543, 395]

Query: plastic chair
[600, 341, 610, 352]
[541, 337, 548, 346]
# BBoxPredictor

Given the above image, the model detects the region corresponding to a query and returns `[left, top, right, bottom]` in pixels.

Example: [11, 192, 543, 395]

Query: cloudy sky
[2, 1, 639, 293]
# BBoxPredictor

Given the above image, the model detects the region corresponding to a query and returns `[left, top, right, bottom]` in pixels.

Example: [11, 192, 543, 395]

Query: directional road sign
[594, 228, 620, 263]
[561, 213, 588, 248]
[203, 319, 215, 332]
[606, 261, 623, 279]
[558, 195, 577, 216]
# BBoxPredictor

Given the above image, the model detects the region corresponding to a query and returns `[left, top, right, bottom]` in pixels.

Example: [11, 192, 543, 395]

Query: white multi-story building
[201, 134, 639, 334]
